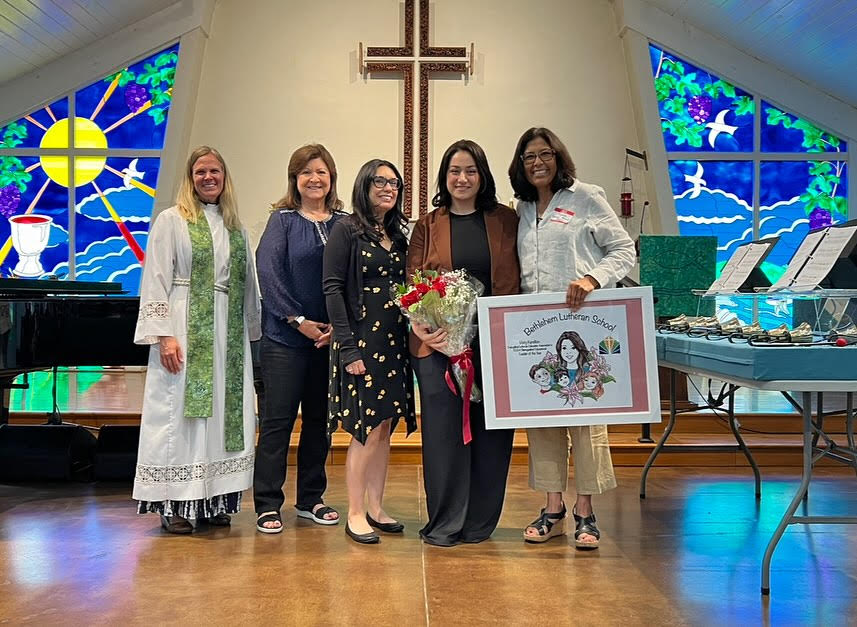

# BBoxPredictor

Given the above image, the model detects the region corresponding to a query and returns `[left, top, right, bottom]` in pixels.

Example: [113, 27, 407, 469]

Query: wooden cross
[360, 0, 472, 218]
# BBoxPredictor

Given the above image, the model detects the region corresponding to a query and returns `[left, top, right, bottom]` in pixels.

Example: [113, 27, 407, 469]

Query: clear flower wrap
[392, 269, 484, 444]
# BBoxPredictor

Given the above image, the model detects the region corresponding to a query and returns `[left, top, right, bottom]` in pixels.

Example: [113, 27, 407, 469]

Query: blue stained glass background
[74, 43, 179, 150]
[650, 45, 754, 153]
[761, 101, 847, 153]
[668, 160, 754, 269]
[59, 157, 160, 294]
[759, 160, 848, 280]
[1, 99, 69, 149]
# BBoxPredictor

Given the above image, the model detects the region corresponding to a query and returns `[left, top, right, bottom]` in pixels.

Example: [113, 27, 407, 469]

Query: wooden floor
[4, 369, 857, 624]
[1, 466, 857, 625]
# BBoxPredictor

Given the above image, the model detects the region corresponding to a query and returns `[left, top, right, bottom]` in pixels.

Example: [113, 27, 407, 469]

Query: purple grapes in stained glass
[687, 95, 712, 124]
[809, 208, 833, 230]
[124, 84, 149, 113]
[0, 185, 21, 218]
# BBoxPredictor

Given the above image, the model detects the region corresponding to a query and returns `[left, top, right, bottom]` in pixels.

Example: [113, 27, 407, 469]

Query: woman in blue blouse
[254, 144, 346, 533]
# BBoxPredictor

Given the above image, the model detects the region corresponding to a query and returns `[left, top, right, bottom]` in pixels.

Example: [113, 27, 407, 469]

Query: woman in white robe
[132, 146, 261, 534]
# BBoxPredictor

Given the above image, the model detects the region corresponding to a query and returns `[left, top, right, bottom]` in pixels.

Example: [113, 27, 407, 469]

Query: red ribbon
[445, 347, 474, 445]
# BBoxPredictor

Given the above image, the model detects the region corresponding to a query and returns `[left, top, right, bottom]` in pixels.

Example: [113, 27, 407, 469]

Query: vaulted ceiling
[1, 0, 856, 109]
[0, 0, 180, 85]
[643, 0, 857, 108]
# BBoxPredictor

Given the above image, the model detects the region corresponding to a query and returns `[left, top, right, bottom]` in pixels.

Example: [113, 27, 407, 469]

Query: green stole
[184, 211, 247, 452]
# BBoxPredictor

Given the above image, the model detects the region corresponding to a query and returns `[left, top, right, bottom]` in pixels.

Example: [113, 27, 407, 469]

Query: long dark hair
[432, 139, 497, 212]
[349, 159, 409, 250]
[508, 127, 576, 202]
[555, 331, 590, 374]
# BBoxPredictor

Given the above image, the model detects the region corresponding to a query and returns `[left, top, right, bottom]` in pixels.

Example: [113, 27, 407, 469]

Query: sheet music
[770, 229, 827, 290]
[704, 246, 749, 294]
[790, 224, 857, 289]
[705, 242, 772, 294]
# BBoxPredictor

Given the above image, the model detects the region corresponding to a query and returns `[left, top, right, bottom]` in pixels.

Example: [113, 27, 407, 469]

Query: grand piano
[0, 279, 149, 479]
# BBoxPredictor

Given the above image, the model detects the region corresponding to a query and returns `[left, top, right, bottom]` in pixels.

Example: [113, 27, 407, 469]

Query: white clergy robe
[132, 204, 261, 505]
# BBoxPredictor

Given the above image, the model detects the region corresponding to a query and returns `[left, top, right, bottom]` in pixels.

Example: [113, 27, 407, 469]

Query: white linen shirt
[517, 181, 636, 294]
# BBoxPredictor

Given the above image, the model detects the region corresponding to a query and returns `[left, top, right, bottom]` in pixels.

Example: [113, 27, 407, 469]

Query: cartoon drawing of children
[529, 364, 553, 394]
[555, 368, 571, 389]
[555, 330, 592, 383]
[578, 371, 605, 400]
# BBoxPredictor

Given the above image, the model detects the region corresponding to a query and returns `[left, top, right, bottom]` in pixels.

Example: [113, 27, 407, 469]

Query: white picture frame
[477, 286, 661, 429]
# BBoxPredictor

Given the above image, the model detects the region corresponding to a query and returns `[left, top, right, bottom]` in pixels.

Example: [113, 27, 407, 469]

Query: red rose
[415, 282, 430, 296]
[401, 291, 420, 308]
[431, 278, 446, 297]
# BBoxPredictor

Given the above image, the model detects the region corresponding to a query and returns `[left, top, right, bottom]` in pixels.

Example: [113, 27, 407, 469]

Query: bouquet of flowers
[392, 269, 484, 444]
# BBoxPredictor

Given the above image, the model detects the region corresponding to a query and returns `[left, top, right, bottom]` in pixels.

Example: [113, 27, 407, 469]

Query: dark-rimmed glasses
[520, 149, 556, 165]
[371, 176, 401, 189]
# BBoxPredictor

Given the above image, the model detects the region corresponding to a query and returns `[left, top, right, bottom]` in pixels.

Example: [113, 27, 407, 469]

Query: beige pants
[526, 425, 616, 495]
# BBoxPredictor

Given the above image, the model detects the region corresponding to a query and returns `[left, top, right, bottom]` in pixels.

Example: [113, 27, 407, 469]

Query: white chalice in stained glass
[9, 214, 52, 278]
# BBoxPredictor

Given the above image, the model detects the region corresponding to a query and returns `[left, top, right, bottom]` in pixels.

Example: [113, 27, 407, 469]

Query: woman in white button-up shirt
[509, 127, 635, 549]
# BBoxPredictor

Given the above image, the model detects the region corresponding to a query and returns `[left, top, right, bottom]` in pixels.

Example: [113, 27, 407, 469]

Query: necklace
[298, 208, 331, 223]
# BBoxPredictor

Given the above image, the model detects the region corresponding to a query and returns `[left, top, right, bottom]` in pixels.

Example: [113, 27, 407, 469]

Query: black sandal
[295, 504, 340, 526]
[572, 507, 600, 550]
[256, 511, 283, 534]
[206, 513, 231, 526]
[523, 503, 567, 543]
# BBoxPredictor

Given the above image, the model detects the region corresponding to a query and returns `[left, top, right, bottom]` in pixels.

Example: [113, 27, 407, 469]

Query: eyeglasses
[520, 149, 556, 165]
[370, 176, 401, 189]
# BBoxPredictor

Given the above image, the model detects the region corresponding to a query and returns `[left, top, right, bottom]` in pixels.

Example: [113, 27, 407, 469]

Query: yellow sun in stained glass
[39, 117, 107, 187]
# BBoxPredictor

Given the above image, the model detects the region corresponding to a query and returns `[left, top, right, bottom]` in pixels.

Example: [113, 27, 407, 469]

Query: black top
[256, 209, 346, 348]
[323, 217, 407, 365]
[450, 210, 492, 296]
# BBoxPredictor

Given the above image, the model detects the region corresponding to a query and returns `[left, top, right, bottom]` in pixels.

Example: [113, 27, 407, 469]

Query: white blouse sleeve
[134, 210, 179, 344]
[586, 187, 637, 289]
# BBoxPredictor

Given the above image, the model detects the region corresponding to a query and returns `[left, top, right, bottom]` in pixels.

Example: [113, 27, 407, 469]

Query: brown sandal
[523, 503, 567, 543]
[160, 514, 193, 534]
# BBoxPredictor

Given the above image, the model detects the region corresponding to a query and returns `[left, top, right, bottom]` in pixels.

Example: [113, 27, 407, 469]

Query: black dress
[327, 236, 416, 443]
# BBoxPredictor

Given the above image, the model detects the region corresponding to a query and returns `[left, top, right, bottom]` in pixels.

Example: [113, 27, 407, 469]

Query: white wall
[188, 0, 647, 246]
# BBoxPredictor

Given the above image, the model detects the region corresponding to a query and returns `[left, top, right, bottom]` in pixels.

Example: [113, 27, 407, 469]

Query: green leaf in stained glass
[733, 96, 754, 116]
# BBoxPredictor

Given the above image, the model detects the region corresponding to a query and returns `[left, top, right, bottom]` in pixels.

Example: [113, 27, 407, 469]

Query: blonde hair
[175, 146, 242, 230]
[272, 143, 343, 212]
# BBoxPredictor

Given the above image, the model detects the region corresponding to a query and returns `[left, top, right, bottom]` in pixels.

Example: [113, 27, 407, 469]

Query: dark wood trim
[419, 0, 466, 57]
[366, 0, 414, 57]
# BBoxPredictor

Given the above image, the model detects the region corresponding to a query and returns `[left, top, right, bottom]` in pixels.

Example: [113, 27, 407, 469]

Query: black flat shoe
[345, 522, 379, 544]
[366, 513, 404, 533]
[205, 513, 231, 527]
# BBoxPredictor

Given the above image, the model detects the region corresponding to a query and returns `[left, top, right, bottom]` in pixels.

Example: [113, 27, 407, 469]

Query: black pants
[414, 349, 514, 546]
[253, 337, 330, 514]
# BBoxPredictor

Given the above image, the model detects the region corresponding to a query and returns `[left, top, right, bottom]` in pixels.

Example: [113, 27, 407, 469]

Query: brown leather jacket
[405, 203, 521, 357]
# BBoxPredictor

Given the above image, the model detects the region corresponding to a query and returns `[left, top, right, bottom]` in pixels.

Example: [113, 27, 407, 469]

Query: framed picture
[477, 286, 660, 429]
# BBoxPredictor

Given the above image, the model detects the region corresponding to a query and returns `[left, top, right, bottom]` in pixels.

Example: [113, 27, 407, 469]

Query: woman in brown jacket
[408, 139, 520, 546]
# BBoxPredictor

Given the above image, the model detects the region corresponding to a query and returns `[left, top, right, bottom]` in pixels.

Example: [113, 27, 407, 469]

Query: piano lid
[0, 278, 127, 297]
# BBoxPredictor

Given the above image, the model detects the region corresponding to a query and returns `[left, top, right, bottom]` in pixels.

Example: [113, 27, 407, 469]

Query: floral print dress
[328, 238, 416, 444]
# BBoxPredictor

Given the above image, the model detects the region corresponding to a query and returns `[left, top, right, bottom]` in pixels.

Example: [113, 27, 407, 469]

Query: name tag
[549, 207, 575, 224]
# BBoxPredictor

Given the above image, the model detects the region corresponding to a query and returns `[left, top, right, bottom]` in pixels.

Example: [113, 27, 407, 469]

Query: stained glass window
[650, 45, 753, 152]
[761, 102, 847, 154]
[649, 44, 849, 326]
[0, 43, 178, 294]
[668, 160, 754, 271]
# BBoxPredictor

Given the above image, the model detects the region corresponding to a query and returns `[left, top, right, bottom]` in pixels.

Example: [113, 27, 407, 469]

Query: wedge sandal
[573, 507, 600, 550]
[523, 503, 567, 543]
